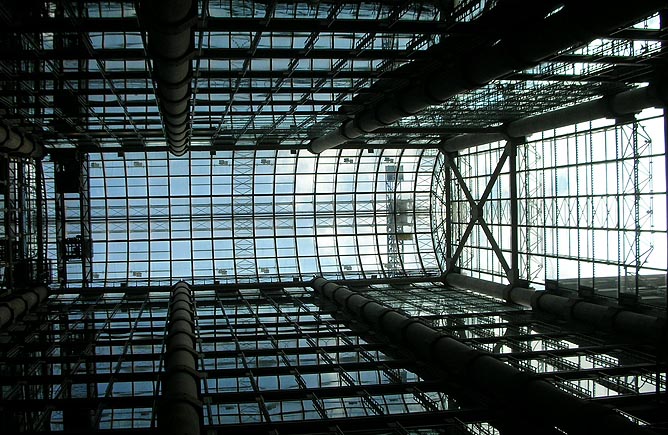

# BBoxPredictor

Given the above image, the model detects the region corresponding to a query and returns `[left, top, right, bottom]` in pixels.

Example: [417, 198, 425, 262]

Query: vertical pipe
[159, 281, 201, 435]
[140, 0, 196, 156]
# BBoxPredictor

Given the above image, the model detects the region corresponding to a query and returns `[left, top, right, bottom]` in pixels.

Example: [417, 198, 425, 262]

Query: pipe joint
[167, 325, 196, 341]
[151, 48, 196, 67]
[396, 318, 425, 345]
[529, 290, 546, 310]
[163, 363, 202, 381]
[456, 349, 489, 376]
[158, 392, 203, 411]
[598, 306, 623, 331]
[0, 302, 19, 324]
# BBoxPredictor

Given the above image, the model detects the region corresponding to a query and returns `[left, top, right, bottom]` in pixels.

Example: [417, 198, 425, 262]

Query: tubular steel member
[442, 83, 668, 152]
[139, 0, 196, 156]
[0, 286, 49, 329]
[308, 0, 666, 153]
[445, 273, 667, 343]
[158, 281, 202, 435]
[311, 276, 652, 435]
[0, 124, 44, 158]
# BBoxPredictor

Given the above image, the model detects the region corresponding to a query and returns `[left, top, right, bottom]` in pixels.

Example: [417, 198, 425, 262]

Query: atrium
[0, 1, 666, 434]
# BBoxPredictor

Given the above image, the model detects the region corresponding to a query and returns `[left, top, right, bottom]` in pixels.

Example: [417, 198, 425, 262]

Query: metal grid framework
[0, 1, 665, 153]
[432, 111, 668, 308]
[364, 283, 666, 427]
[1, 281, 664, 433]
[0, 1, 666, 433]
[0, 282, 483, 434]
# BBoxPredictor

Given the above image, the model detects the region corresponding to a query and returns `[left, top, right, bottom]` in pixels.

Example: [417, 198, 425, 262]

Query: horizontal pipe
[308, 1, 666, 153]
[312, 276, 651, 435]
[534, 292, 666, 343]
[442, 84, 668, 152]
[158, 281, 201, 435]
[508, 84, 668, 138]
[0, 286, 49, 329]
[446, 273, 666, 342]
[0, 124, 44, 158]
[445, 273, 534, 307]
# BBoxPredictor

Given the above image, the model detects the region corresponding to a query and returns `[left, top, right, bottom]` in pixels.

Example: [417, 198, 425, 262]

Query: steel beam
[0, 17, 475, 35]
[444, 153, 453, 264]
[79, 154, 92, 288]
[35, 161, 46, 283]
[49, 274, 442, 295]
[311, 276, 653, 435]
[508, 140, 520, 286]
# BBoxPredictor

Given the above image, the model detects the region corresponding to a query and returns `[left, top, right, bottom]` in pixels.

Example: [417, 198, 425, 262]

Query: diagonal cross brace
[446, 145, 512, 278]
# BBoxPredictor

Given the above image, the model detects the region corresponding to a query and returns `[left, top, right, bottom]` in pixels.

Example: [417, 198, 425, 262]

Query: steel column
[79, 154, 92, 288]
[508, 140, 520, 286]
[1, 155, 14, 288]
[444, 153, 453, 263]
[35, 161, 45, 283]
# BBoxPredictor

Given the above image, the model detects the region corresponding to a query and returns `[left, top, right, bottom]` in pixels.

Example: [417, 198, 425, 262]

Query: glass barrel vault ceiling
[44, 148, 439, 286]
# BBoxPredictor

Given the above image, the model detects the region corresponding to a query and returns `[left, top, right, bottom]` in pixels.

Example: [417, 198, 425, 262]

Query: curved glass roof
[47, 148, 439, 287]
